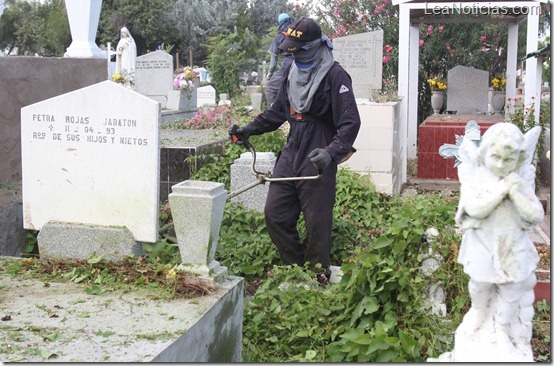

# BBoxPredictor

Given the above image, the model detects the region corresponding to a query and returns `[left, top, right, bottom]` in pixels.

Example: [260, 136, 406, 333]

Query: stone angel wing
[518, 126, 542, 190]
[456, 135, 480, 184]
[454, 136, 479, 225]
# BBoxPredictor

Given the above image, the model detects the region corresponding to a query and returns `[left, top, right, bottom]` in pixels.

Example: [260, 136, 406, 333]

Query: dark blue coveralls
[245, 62, 360, 269]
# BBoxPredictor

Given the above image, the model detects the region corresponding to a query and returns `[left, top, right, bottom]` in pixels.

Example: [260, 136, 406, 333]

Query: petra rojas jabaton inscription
[452, 123, 544, 362]
[29, 113, 148, 146]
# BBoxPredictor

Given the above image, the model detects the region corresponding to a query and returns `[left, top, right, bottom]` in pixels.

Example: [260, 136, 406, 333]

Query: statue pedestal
[64, 0, 105, 58]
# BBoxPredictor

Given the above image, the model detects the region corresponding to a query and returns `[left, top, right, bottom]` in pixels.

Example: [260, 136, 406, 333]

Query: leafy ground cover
[13, 103, 551, 362]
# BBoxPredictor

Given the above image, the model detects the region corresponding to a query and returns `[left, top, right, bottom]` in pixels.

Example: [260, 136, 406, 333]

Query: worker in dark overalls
[230, 17, 360, 282]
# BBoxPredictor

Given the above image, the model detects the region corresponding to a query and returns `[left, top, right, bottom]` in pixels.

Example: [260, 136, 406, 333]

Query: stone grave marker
[21, 81, 160, 259]
[135, 50, 173, 108]
[197, 85, 217, 107]
[230, 152, 276, 212]
[332, 30, 384, 99]
[447, 65, 489, 114]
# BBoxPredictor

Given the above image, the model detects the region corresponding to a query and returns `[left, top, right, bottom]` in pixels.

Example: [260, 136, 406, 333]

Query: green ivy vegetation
[183, 122, 476, 362]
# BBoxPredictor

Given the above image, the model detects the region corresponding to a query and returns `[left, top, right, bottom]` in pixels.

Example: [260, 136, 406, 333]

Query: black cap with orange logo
[278, 17, 322, 53]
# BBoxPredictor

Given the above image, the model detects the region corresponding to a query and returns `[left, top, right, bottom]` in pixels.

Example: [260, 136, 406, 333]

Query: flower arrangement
[110, 69, 131, 85]
[173, 66, 199, 92]
[491, 75, 506, 91]
[427, 76, 447, 92]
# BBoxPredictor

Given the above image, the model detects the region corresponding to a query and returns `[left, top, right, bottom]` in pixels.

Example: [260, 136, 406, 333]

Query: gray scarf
[287, 38, 334, 114]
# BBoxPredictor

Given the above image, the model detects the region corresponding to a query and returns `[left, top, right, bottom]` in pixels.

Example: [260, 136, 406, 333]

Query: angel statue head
[477, 123, 527, 178]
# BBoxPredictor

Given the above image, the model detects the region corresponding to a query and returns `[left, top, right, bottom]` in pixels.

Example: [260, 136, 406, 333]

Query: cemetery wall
[0, 57, 106, 183]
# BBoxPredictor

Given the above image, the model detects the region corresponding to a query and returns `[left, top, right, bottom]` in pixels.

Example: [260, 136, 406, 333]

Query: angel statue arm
[505, 126, 545, 227]
[455, 137, 510, 224]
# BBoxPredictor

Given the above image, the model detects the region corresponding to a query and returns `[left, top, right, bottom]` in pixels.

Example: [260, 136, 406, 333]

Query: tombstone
[21, 81, 160, 260]
[230, 152, 276, 212]
[447, 65, 489, 114]
[196, 85, 217, 108]
[218, 93, 231, 106]
[134, 50, 174, 108]
[64, 0, 105, 59]
[332, 30, 384, 99]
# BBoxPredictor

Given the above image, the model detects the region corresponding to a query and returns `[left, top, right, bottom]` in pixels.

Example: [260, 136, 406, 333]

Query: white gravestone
[447, 65, 489, 114]
[197, 85, 217, 107]
[21, 81, 160, 245]
[332, 30, 383, 99]
[135, 50, 174, 108]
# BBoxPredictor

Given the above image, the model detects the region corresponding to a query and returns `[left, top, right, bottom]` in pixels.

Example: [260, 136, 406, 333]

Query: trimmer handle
[230, 125, 252, 149]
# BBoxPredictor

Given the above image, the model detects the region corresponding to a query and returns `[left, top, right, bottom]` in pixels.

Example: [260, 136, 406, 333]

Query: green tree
[97, 0, 180, 57]
[204, 29, 255, 98]
[0, 0, 69, 56]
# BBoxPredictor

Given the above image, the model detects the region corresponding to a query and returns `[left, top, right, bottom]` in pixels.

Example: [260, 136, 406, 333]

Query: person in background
[229, 18, 360, 282]
[265, 13, 295, 106]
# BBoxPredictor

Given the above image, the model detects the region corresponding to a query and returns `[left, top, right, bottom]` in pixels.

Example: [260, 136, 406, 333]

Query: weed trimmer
[159, 128, 323, 241]
[227, 125, 322, 199]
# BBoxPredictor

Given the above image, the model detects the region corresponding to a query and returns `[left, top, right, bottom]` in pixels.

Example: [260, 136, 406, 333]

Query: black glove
[229, 124, 253, 147]
[308, 148, 331, 171]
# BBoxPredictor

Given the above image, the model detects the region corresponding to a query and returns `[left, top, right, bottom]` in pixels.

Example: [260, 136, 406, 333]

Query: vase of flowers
[491, 75, 506, 114]
[167, 67, 199, 111]
[428, 76, 447, 114]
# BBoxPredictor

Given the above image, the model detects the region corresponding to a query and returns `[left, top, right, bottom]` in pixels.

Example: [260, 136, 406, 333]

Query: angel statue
[452, 122, 544, 362]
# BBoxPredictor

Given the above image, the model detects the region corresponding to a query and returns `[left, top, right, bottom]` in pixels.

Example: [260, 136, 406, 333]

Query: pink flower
[450, 52, 455, 57]
[333, 6, 340, 16]
[426, 25, 433, 36]
[374, 9, 380, 14]
[446, 45, 451, 50]
[480, 35, 487, 42]
[384, 44, 393, 54]
[419, 39, 424, 46]
[383, 55, 391, 63]
[439, 25, 444, 32]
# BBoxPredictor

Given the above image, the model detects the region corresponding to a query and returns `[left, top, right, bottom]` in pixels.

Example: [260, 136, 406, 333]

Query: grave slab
[0, 256, 244, 363]
[37, 221, 141, 260]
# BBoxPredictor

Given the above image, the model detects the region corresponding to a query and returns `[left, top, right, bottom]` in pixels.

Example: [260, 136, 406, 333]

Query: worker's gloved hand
[308, 148, 331, 171]
[228, 124, 252, 146]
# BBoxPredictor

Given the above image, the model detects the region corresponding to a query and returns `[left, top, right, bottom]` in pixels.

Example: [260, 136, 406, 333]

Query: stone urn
[168, 180, 228, 281]
[491, 91, 505, 114]
[431, 91, 444, 114]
